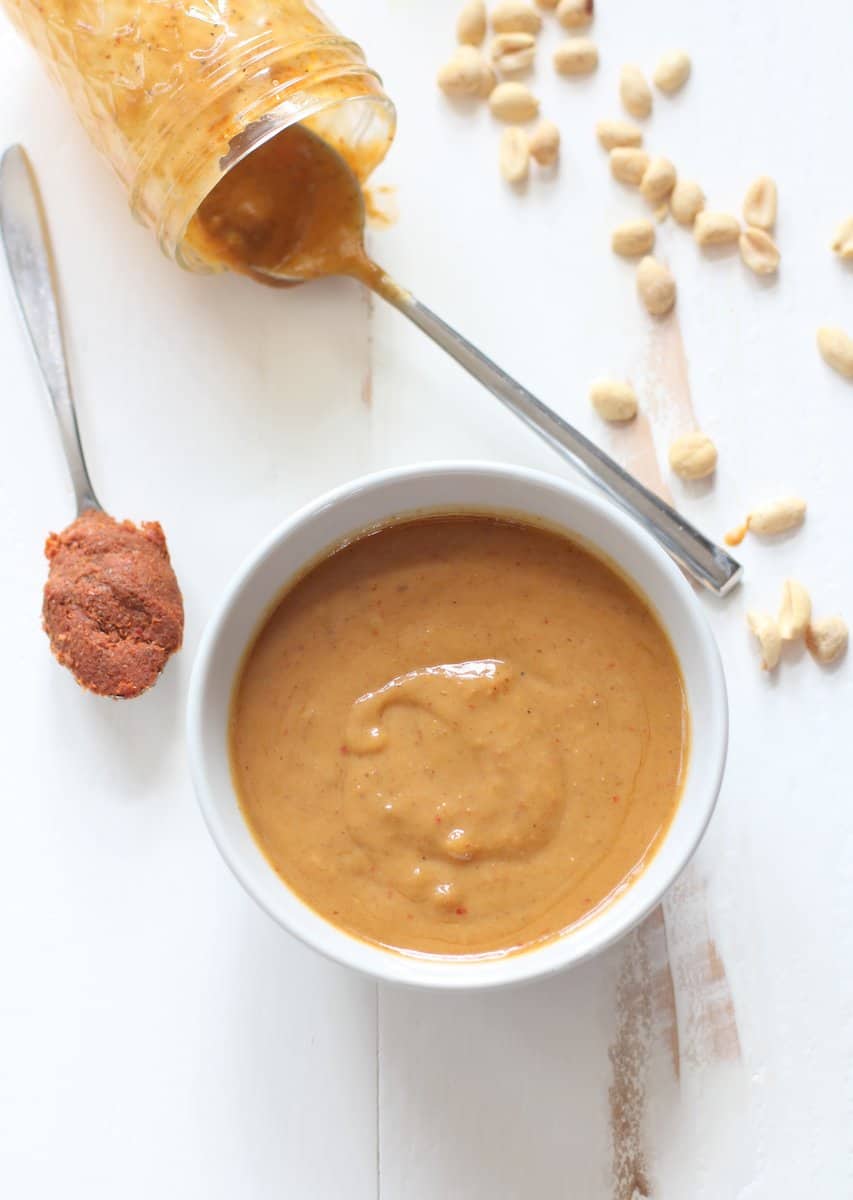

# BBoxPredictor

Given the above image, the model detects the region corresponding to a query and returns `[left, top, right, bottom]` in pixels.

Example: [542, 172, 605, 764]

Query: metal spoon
[246, 133, 742, 597]
[0, 144, 101, 516]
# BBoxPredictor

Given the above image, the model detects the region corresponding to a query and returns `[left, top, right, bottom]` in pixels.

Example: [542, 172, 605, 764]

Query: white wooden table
[2, 2, 852, 1196]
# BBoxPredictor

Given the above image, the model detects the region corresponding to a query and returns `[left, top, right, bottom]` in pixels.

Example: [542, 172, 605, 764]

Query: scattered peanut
[457, 0, 487, 45]
[529, 119, 560, 166]
[747, 611, 782, 671]
[553, 38, 599, 76]
[778, 579, 812, 641]
[668, 431, 718, 479]
[806, 616, 848, 665]
[742, 175, 777, 231]
[746, 496, 807, 537]
[490, 31, 536, 72]
[438, 46, 495, 96]
[817, 326, 853, 379]
[489, 80, 540, 120]
[492, 0, 542, 34]
[535, 0, 559, 7]
[556, 0, 593, 28]
[739, 227, 780, 275]
[499, 126, 530, 183]
[640, 156, 677, 205]
[596, 118, 642, 150]
[636, 256, 676, 316]
[831, 216, 853, 261]
[620, 64, 652, 119]
[694, 210, 740, 248]
[653, 50, 691, 94]
[670, 179, 705, 227]
[589, 379, 638, 422]
[611, 218, 655, 257]
[610, 147, 650, 186]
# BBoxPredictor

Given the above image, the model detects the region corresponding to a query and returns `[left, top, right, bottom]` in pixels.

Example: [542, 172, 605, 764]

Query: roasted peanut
[778, 580, 811, 641]
[640, 156, 677, 204]
[694, 210, 740, 247]
[556, 0, 593, 28]
[490, 31, 536, 72]
[492, 0, 542, 33]
[817, 326, 853, 379]
[636, 256, 676, 316]
[746, 496, 807, 537]
[831, 216, 853, 262]
[668, 431, 717, 479]
[438, 46, 494, 96]
[611, 218, 655, 257]
[590, 379, 638, 422]
[806, 616, 848, 664]
[653, 50, 691, 94]
[620, 64, 652, 118]
[499, 126, 530, 183]
[747, 611, 782, 671]
[489, 80, 539, 120]
[535, 0, 559, 7]
[457, 0, 487, 45]
[610, 147, 649, 186]
[596, 118, 642, 150]
[529, 119, 560, 165]
[670, 179, 705, 226]
[553, 38, 598, 75]
[742, 176, 777, 231]
[739, 227, 780, 275]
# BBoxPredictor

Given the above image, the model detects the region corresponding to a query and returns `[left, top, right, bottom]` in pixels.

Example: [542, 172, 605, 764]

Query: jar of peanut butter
[3, 0, 395, 270]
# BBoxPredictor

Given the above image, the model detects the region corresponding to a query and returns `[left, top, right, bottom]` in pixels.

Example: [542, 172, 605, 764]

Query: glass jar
[3, 0, 396, 270]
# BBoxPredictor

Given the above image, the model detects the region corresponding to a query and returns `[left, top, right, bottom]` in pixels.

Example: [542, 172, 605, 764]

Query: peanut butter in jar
[4, 0, 395, 269]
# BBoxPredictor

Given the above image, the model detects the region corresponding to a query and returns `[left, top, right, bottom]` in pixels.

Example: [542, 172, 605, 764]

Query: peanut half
[590, 379, 638, 422]
[611, 218, 655, 257]
[831, 216, 853, 262]
[806, 616, 849, 665]
[553, 38, 598, 76]
[670, 179, 705, 227]
[556, 0, 593, 28]
[778, 580, 811, 641]
[610, 148, 650, 186]
[746, 496, 807, 537]
[491, 31, 536, 72]
[742, 176, 777, 231]
[492, 0, 542, 34]
[653, 50, 691, 94]
[694, 211, 740, 248]
[620, 64, 652, 118]
[489, 80, 539, 120]
[668, 431, 717, 479]
[438, 46, 495, 96]
[596, 118, 642, 150]
[817, 326, 853, 379]
[747, 611, 782, 671]
[499, 126, 530, 183]
[457, 0, 487, 45]
[529, 119, 560, 165]
[535, 0, 559, 7]
[640, 156, 677, 205]
[739, 227, 780, 275]
[636, 256, 676, 316]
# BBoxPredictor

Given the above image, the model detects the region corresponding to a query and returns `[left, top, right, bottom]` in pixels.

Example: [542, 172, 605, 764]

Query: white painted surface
[1, 1, 851, 1196]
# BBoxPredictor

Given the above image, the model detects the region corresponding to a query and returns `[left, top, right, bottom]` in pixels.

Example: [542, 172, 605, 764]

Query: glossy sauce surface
[230, 516, 689, 958]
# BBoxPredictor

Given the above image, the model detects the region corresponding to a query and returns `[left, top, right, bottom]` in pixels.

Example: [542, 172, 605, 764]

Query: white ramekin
[187, 462, 727, 990]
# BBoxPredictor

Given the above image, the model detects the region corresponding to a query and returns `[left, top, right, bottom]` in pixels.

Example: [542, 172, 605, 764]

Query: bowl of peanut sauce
[187, 462, 727, 989]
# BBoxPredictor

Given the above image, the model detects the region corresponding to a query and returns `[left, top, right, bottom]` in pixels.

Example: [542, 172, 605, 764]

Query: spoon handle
[0, 145, 100, 514]
[374, 280, 742, 597]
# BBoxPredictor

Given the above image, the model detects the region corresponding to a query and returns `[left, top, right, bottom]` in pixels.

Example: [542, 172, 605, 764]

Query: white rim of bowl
[187, 460, 728, 990]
